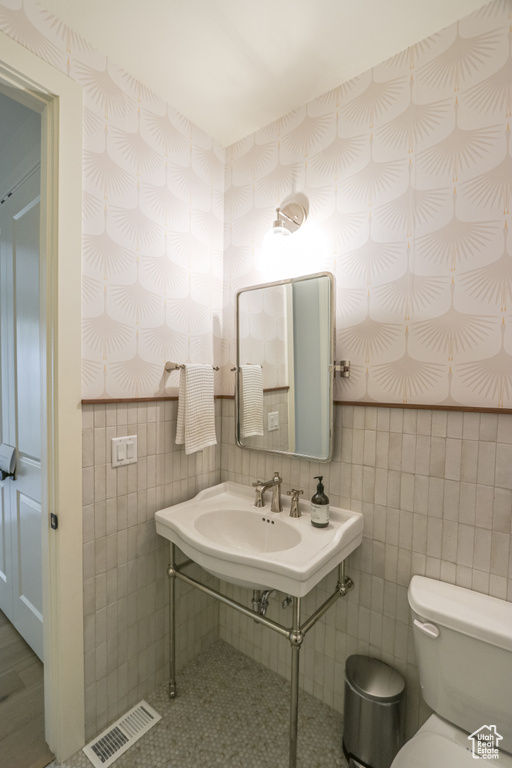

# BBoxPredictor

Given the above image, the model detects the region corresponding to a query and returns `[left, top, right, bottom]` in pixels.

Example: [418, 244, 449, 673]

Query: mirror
[235, 272, 335, 462]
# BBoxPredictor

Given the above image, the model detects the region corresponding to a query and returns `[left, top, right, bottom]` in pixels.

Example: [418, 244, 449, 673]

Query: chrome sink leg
[289, 596, 303, 768]
[167, 544, 177, 699]
[166, 554, 354, 765]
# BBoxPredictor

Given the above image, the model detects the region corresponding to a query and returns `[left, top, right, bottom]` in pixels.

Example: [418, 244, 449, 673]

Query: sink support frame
[166, 544, 354, 768]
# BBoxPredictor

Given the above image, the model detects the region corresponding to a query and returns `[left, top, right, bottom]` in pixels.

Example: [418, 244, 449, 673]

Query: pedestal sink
[155, 481, 363, 597]
[156, 480, 363, 768]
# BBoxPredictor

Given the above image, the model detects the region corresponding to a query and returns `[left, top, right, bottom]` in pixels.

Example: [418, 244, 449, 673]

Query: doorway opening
[0, 29, 84, 762]
[0, 89, 51, 767]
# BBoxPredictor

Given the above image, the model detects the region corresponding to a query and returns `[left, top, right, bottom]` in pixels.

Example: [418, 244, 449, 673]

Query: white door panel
[0, 479, 13, 617]
[13, 487, 43, 657]
[0, 168, 43, 659]
[14, 197, 41, 459]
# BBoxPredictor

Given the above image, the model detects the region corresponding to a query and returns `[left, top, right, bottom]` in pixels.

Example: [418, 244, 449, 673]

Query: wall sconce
[272, 200, 307, 236]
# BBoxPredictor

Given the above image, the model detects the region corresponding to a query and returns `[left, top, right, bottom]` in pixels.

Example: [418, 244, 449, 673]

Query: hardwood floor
[0, 611, 54, 768]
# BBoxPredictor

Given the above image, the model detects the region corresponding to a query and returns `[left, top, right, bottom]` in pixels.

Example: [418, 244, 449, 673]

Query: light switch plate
[268, 412, 279, 432]
[112, 436, 137, 468]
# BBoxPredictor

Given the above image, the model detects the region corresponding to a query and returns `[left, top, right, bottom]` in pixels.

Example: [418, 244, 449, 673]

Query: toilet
[391, 575, 512, 767]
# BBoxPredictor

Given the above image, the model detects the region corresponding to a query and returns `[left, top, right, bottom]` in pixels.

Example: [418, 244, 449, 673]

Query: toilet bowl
[390, 576, 512, 767]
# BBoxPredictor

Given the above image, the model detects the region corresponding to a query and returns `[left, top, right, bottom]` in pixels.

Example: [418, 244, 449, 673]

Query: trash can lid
[345, 655, 405, 702]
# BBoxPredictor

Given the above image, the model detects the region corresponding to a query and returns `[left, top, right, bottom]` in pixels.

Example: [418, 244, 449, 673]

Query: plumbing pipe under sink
[252, 588, 275, 616]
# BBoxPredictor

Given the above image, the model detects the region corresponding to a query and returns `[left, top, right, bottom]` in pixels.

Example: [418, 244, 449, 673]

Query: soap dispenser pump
[311, 476, 329, 528]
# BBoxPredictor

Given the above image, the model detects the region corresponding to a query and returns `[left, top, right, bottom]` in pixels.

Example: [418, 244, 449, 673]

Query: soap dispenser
[311, 476, 329, 528]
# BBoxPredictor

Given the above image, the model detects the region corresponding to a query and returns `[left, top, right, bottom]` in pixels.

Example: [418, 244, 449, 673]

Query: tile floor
[52, 639, 348, 768]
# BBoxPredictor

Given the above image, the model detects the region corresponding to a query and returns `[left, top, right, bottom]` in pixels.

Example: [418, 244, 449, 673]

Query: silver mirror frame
[235, 271, 335, 462]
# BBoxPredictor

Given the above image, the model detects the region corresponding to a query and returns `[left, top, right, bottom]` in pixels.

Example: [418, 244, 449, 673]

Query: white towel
[176, 364, 217, 455]
[240, 364, 264, 438]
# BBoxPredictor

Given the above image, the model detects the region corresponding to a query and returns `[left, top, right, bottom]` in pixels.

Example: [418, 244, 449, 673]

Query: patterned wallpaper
[222, 0, 512, 409]
[1, 0, 512, 408]
[0, 0, 225, 400]
[238, 282, 289, 388]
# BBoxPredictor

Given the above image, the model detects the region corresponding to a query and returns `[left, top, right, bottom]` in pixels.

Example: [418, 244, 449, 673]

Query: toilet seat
[393, 731, 484, 767]
[392, 716, 512, 768]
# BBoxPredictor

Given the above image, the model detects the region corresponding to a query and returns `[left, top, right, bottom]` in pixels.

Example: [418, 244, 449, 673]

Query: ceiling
[41, 0, 493, 147]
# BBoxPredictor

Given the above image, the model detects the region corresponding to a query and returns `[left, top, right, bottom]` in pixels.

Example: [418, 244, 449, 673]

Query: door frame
[0, 31, 84, 760]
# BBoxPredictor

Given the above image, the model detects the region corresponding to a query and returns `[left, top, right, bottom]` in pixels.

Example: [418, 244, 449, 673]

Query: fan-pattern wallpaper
[1, 0, 511, 408]
[0, 0, 226, 399]
[222, 0, 512, 409]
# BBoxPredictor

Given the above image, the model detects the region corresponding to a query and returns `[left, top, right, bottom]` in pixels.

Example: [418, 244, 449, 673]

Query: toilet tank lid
[408, 576, 512, 652]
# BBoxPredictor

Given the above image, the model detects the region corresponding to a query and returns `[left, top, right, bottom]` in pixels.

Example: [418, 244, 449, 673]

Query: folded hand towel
[176, 364, 217, 455]
[240, 364, 264, 438]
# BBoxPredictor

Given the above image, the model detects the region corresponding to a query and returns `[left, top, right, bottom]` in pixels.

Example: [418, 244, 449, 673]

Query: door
[0, 167, 43, 660]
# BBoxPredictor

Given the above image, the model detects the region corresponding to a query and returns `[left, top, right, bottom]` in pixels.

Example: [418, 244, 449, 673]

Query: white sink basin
[195, 508, 302, 553]
[155, 482, 363, 597]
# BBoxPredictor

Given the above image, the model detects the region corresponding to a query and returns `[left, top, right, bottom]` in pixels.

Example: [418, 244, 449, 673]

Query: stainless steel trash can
[343, 655, 405, 768]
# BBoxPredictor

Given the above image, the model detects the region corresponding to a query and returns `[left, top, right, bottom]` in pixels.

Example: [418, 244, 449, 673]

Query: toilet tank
[409, 576, 512, 751]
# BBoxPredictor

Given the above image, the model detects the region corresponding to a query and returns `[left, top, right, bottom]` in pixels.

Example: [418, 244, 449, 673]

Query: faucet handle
[273, 471, 282, 482]
[253, 481, 264, 508]
[286, 488, 303, 518]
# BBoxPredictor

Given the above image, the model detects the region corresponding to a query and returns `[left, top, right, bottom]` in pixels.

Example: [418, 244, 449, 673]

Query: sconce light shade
[273, 201, 307, 236]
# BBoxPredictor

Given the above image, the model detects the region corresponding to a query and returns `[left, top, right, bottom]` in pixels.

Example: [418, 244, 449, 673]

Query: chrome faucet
[252, 471, 283, 512]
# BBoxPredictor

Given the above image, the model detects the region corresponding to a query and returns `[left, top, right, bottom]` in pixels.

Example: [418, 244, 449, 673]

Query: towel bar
[165, 361, 219, 372]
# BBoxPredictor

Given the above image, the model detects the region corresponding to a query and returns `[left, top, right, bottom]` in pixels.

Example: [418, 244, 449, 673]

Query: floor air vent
[83, 700, 161, 768]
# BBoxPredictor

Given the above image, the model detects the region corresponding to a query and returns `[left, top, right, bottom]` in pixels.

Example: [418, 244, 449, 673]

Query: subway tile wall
[82, 398, 511, 742]
[81, 401, 221, 740]
[218, 400, 512, 739]
[238, 390, 290, 453]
